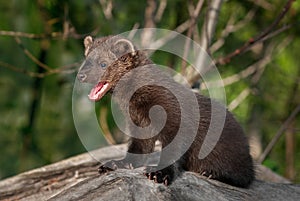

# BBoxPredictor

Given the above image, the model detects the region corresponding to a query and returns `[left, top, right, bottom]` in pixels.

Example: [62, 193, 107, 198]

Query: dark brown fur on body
[77, 35, 255, 187]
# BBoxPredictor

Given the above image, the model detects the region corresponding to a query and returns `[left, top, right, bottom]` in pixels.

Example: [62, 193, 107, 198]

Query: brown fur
[77, 35, 255, 187]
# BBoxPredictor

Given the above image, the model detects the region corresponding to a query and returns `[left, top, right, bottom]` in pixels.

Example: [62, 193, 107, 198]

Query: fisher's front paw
[144, 166, 174, 186]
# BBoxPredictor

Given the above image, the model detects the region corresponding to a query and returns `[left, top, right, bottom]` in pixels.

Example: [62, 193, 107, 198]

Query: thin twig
[247, 0, 274, 10]
[154, 0, 167, 22]
[258, 23, 293, 44]
[228, 88, 251, 111]
[99, 107, 116, 145]
[150, 20, 191, 49]
[202, 53, 271, 89]
[183, 0, 223, 85]
[15, 37, 53, 72]
[258, 104, 300, 163]
[0, 60, 79, 78]
[0, 30, 62, 39]
[128, 23, 140, 40]
[99, 0, 113, 20]
[12, 37, 81, 76]
[210, 8, 256, 53]
[181, 0, 205, 74]
[0, 61, 48, 78]
[251, 36, 293, 84]
[141, 0, 157, 47]
[200, 0, 223, 52]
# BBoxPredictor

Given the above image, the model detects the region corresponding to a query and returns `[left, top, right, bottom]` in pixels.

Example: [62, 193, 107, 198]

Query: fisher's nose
[77, 73, 87, 82]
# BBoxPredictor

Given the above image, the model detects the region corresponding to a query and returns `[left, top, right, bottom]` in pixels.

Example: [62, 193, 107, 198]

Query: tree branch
[258, 104, 300, 163]
[217, 0, 295, 65]
[0, 145, 298, 201]
[188, 21, 294, 85]
[205, 36, 292, 110]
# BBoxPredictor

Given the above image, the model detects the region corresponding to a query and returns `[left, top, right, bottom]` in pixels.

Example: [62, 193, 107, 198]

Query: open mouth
[88, 82, 111, 101]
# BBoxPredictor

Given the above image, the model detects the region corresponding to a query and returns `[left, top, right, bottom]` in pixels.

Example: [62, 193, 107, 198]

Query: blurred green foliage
[0, 0, 299, 183]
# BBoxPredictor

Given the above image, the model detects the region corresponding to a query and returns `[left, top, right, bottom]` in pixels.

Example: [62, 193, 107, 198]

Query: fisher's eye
[99, 61, 107, 68]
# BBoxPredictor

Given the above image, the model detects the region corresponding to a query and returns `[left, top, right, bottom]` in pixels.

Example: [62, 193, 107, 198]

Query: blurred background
[0, 0, 299, 183]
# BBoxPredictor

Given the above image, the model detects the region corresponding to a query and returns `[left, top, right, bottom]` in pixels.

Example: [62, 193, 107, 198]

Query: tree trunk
[0, 145, 298, 201]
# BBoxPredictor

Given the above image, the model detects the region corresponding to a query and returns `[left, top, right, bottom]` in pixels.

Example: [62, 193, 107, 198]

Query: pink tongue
[88, 82, 109, 101]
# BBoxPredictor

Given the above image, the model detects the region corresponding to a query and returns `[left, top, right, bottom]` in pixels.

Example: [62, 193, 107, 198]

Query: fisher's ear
[112, 38, 136, 57]
[84, 36, 93, 57]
